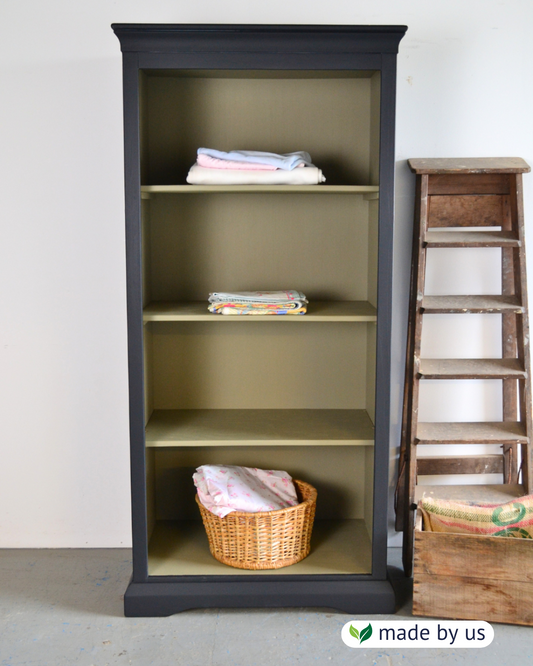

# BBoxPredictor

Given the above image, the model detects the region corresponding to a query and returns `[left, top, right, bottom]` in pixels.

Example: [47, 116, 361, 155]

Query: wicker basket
[196, 479, 317, 570]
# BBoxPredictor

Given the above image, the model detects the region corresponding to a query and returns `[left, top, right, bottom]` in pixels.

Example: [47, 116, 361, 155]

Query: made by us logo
[342, 621, 494, 649]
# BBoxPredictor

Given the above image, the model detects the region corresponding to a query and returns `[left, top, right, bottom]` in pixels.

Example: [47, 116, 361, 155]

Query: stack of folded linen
[208, 290, 308, 315]
[186, 148, 326, 185]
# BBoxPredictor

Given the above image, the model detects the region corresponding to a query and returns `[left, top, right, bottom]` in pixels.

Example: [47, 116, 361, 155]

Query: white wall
[0, 0, 531, 547]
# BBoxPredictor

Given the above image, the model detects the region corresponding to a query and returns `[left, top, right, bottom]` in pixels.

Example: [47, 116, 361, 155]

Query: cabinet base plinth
[124, 576, 396, 617]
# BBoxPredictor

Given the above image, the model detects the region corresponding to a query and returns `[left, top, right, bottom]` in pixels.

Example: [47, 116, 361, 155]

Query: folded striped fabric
[419, 494, 533, 538]
[208, 290, 308, 315]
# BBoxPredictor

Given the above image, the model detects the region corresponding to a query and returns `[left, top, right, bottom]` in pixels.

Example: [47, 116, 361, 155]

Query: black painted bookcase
[112, 24, 407, 617]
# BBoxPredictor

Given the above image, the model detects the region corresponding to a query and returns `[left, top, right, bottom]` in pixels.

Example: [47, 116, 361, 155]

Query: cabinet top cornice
[112, 23, 407, 55]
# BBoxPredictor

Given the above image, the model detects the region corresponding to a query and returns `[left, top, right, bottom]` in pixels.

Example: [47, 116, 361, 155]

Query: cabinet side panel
[143, 324, 153, 423]
[366, 200, 378, 424]
[371, 53, 397, 579]
[139, 71, 149, 186]
[141, 198, 151, 306]
[366, 322, 377, 423]
[367, 200, 379, 308]
[369, 72, 381, 187]
[364, 446, 374, 543]
[146, 448, 156, 541]
[123, 51, 149, 580]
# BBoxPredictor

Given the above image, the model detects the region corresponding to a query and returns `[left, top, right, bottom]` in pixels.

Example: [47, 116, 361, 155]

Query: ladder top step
[419, 358, 526, 379]
[422, 295, 524, 314]
[416, 421, 529, 444]
[408, 157, 531, 174]
[414, 483, 525, 503]
[425, 230, 521, 248]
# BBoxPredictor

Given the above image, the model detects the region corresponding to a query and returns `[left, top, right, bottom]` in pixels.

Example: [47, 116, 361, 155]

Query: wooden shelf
[421, 294, 524, 314]
[143, 301, 377, 322]
[415, 483, 525, 503]
[416, 421, 528, 445]
[145, 409, 375, 447]
[141, 184, 379, 195]
[419, 358, 526, 379]
[148, 519, 372, 576]
[425, 230, 520, 248]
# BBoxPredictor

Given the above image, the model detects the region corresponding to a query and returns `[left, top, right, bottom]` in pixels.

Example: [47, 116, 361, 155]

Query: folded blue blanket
[197, 148, 313, 171]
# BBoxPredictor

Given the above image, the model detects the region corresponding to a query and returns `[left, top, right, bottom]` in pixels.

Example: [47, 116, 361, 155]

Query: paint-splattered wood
[417, 454, 504, 476]
[425, 230, 520, 247]
[418, 358, 525, 379]
[421, 294, 523, 314]
[428, 194, 506, 227]
[415, 483, 524, 503]
[425, 173, 511, 195]
[416, 421, 528, 445]
[408, 157, 530, 174]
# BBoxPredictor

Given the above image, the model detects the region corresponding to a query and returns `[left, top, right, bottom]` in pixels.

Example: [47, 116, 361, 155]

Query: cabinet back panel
[147, 194, 371, 301]
[151, 322, 369, 409]
[154, 446, 370, 520]
[142, 75, 373, 185]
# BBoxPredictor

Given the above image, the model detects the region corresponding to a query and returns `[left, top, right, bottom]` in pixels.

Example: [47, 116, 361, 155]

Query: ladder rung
[416, 421, 528, 444]
[415, 483, 525, 504]
[419, 358, 526, 379]
[422, 295, 524, 314]
[425, 230, 520, 248]
[417, 454, 504, 476]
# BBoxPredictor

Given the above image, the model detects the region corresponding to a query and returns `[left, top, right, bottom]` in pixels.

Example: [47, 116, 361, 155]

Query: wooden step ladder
[396, 157, 532, 576]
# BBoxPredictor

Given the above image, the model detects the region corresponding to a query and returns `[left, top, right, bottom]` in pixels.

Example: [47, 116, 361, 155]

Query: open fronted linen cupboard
[112, 23, 407, 617]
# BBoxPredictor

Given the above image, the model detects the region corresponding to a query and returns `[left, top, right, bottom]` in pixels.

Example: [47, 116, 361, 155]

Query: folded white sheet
[186, 163, 325, 185]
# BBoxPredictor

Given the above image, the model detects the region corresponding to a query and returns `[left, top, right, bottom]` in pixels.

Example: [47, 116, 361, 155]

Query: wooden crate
[412, 509, 533, 626]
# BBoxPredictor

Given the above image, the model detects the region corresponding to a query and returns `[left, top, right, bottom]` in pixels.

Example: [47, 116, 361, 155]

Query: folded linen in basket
[208, 290, 308, 315]
[197, 148, 312, 170]
[186, 164, 325, 185]
[193, 465, 299, 518]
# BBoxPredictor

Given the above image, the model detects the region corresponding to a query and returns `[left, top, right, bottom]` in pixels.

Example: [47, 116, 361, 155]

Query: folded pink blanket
[193, 465, 299, 517]
[197, 153, 278, 170]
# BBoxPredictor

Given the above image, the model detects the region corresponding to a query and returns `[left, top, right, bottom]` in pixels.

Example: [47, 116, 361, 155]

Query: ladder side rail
[402, 173, 429, 576]
[501, 177, 519, 481]
[511, 174, 532, 492]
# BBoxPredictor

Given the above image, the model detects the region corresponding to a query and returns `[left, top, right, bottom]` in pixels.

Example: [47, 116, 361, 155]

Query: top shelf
[141, 185, 380, 195]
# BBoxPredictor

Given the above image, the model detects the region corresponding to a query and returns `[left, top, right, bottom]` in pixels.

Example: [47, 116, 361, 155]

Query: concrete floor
[0, 548, 532, 665]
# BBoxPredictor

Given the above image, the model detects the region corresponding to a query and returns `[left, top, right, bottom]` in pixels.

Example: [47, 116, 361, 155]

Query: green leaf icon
[349, 625, 360, 639]
[360, 623, 373, 644]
